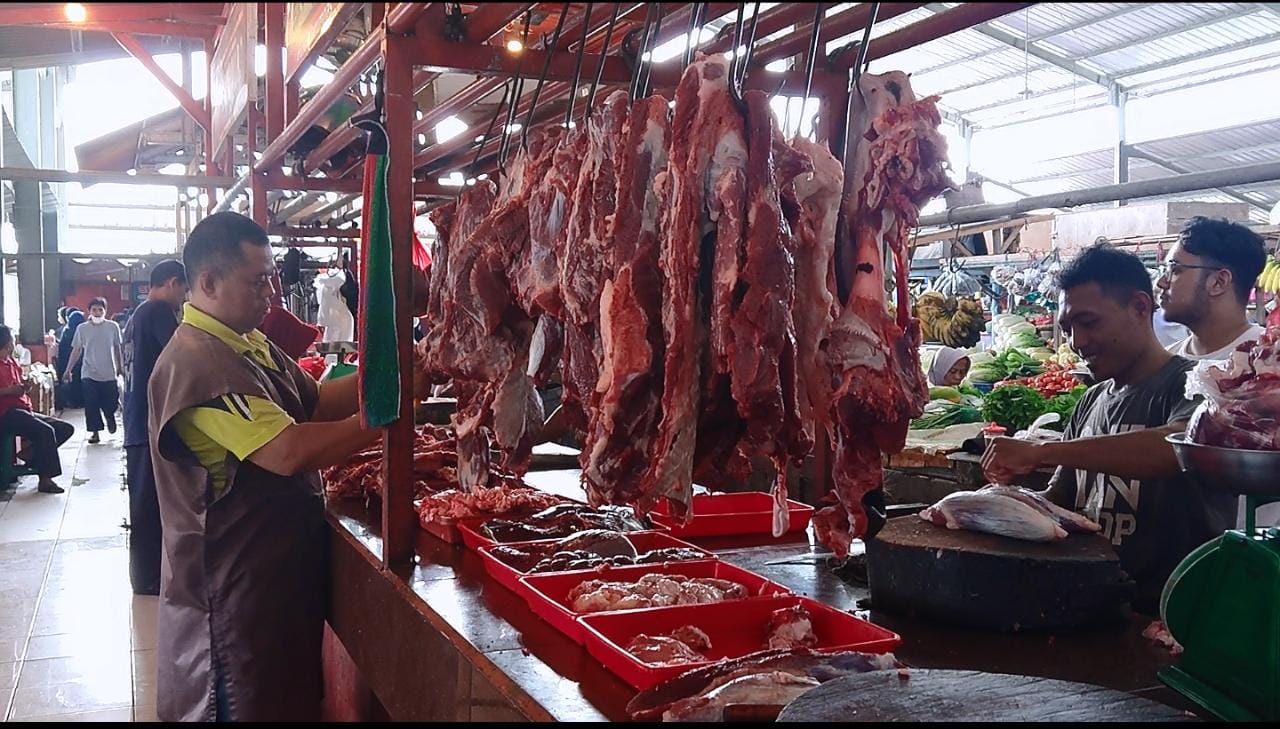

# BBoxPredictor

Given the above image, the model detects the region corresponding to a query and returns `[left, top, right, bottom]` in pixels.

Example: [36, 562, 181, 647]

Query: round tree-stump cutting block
[865, 516, 1131, 632]
[776, 669, 1196, 722]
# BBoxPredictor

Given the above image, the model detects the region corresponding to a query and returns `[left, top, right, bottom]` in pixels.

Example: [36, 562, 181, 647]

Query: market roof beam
[1058, 5, 1265, 62]
[0, 165, 233, 188]
[833, 3, 1033, 72]
[302, 3, 536, 173]
[921, 3, 1114, 90]
[749, 3, 927, 67]
[0, 3, 225, 26]
[301, 193, 360, 224]
[113, 32, 211, 132]
[1125, 147, 1274, 212]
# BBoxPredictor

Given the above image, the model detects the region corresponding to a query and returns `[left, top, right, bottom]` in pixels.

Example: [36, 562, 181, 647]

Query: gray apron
[148, 323, 325, 721]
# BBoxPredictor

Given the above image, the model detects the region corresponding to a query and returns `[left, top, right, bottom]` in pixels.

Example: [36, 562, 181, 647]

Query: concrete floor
[0, 410, 157, 722]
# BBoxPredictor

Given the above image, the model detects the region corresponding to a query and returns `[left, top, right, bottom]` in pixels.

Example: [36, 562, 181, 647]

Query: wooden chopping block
[866, 516, 1132, 632]
[776, 669, 1196, 722]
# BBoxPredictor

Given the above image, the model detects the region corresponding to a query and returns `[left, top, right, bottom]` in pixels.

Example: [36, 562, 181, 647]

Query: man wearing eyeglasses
[1157, 216, 1266, 361]
[1156, 216, 1273, 530]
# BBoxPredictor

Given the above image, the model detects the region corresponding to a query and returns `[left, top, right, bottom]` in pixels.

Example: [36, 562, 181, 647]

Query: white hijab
[928, 347, 967, 387]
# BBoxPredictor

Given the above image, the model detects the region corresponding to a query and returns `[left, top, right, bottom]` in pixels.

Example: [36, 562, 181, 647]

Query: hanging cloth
[353, 80, 400, 429]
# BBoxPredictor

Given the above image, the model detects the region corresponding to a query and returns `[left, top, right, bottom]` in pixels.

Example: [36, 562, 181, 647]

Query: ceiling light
[64, 3, 87, 23]
[435, 115, 467, 143]
[506, 38, 524, 54]
[505, 122, 522, 133]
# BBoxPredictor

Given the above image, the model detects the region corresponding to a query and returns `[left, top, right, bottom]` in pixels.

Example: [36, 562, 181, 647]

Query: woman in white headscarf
[928, 347, 970, 387]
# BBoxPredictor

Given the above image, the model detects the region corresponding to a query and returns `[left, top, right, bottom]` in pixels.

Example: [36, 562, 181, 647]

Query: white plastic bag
[1013, 412, 1063, 443]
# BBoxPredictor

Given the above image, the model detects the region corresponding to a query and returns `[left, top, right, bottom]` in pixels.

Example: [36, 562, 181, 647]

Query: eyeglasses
[1157, 261, 1223, 278]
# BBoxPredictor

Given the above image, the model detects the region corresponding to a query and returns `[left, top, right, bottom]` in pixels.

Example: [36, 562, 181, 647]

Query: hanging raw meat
[559, 90, 631, 434]
[812, 71, 951, 557]
[585, 93, 671, 507]
[650, 55, 748, 519]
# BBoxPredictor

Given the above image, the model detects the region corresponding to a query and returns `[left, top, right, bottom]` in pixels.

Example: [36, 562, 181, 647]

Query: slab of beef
[517, 126, 587, 319]
[651, 55, 746, 519]
[731, 90, 811, 536]
[584, 94, 671, 507]
[558, 91, 631, 434]
[813, 71, 951, 556]
[788, 137, 843, 447]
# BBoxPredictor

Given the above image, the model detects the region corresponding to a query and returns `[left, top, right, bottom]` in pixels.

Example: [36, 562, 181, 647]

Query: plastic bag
[1012, 412, 1064, 443]
[1185, 327, 1280, 451]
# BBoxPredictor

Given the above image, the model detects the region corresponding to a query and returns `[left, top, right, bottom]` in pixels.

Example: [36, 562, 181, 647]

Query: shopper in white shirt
[1155, 215, 1272, 528]
[1157, 216, 1266, 360]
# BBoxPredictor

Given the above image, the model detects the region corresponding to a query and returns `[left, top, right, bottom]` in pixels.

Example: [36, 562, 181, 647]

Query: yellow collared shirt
[172, 304, 294, 496]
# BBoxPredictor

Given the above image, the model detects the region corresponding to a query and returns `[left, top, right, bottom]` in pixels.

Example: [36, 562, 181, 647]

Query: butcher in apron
[148, 212, 384, 721]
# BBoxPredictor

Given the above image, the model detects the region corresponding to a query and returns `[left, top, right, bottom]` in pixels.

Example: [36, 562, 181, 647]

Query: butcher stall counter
[323, 469, 1202, 722]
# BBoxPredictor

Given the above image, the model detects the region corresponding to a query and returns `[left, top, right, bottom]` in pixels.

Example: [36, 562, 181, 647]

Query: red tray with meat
[649, 492, 815, 538]
[521, 561, 791, 645]
[457, 503, 659, 551]
[579, 596, 901, 690]
[414, 487, 570, 544]
[477, 532, 714, 600]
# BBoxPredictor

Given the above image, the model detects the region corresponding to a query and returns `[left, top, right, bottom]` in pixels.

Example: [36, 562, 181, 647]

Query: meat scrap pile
[568, 573, 750, 613]
[490, 529, 706, 573]
[919, 484, 1101, 542]
[322, 425, 524, 501]
[415, 485, 561, 524]
[626, 605, 820, 669]
[420, 55, 950, 556]
[479, 503, 647, 542]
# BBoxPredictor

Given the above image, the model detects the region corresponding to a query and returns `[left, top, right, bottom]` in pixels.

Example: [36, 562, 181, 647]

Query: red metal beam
[249, 109, 268, 227]
[203, 36, 217, 214]
[0, 3, 223, 25]
[113, 32, 211, 132]
[257, 25, 386, 173]
[833, 2, 1035, 69]
[302, 3, 536, 172]
[410, 41, 633, 86]
[750, 2, 927, 66]
[386, 2, 430, 35]
[382, 30, 418, 567]
[282, 3, 361, 85]
[268, 225, 363, 239]
[703, 3, 810, 55]
[42, 20, 217, 38]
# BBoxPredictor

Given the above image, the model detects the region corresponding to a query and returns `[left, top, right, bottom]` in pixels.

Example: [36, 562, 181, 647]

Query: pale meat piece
[919, 491, 1069, 542]
[626, 632, 710, 666]
[813, 71, 951, 556]
[567, 573, 749, 613]
[764, 605, 818, 651]
[662, 672, 821, 722]
[585, 94, 671, 509]
[977, 485, 1101, 533]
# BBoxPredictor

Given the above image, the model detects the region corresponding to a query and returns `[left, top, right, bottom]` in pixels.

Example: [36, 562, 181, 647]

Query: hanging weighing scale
[1162, 433, 1280, 721]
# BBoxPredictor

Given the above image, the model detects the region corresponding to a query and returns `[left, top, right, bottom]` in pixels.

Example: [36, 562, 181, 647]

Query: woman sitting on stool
[0, 325, 75, 493]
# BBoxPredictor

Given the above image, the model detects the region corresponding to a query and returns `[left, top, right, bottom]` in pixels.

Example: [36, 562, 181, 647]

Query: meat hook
[638, 3, 666, 98]
[497, 10, 533, 170]
[799, 2, 826, 140]
[587, 2, 622, 111]
[521, 1, 572, 151]
[564, 3, 593, 126]
[627, 3, 658, 100]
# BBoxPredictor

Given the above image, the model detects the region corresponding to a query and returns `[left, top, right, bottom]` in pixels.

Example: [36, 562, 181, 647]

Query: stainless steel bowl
[1166, 432, 1280, 496]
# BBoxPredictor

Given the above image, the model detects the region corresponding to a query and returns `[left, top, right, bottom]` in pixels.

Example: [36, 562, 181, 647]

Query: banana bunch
[913, 292, 986, 348]
[1258, 258, 1280, 294]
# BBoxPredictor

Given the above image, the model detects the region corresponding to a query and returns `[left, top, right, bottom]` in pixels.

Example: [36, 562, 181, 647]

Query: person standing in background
[63, 297, 123, 444]
[122, 260, 188, 595]
[55, 308, 84, 411]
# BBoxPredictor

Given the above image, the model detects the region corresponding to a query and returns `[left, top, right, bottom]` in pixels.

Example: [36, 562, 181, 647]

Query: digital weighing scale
[1163, 433, 1280, 722]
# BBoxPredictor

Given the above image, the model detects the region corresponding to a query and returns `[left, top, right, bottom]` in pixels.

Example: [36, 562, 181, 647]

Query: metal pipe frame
[303, 3, 535, 173]
[750, 2, 926, 66]
[0, 166, 235, 188]
[918, 161, 1280, 227]
[113, 32, 212, 131]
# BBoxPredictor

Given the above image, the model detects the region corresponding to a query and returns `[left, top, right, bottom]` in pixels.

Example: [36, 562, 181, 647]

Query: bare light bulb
[64, 3, 87, 22]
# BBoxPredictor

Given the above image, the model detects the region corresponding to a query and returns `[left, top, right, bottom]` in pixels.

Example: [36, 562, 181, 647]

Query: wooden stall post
[264, 2, 286, 140]
[380, 28, 418, 568]
[204, 37, 218, 214]
[248, 108, 268, 227]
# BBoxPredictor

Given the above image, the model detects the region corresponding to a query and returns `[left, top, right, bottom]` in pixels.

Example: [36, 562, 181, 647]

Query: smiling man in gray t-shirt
[984, 245, 1236, 614]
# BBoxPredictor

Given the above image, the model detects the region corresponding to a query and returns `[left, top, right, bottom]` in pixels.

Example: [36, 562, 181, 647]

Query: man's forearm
[1036, 424, 1185, 481]
[250, 413, 380, 475]
[312, 372, 361, 422]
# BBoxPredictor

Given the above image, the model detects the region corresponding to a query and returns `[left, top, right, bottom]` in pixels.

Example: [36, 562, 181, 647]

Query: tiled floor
[1, 411, 157, 722]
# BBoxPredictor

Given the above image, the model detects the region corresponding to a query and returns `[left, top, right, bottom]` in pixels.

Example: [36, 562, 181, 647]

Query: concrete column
[13, 181, 45, 344]
[1111, 86, 1128, 208]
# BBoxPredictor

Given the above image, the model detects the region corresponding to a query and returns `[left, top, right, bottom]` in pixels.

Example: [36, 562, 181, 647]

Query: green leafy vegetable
[981, 384, 1049, 432]
[1043, 384, 1088, 431]
[911, 404, 984, 430]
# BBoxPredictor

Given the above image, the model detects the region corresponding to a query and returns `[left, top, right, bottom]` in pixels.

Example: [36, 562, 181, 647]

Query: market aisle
[0, 411, 157, 722]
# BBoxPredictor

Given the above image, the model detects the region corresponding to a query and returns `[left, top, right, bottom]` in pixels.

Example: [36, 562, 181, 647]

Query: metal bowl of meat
[1166, 432, 1280, 496]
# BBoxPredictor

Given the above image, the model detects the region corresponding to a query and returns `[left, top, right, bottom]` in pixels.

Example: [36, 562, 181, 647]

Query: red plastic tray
[477, 532, 714, 601]
[579, 595, 902, 690]
[459, 520, 670, 552]
[420, 515, 486, 545]
[649, 492, 814, 538]
[521, 561, 791, 644]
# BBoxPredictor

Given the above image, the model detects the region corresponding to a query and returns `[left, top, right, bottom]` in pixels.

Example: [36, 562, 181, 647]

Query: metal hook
[799, 2, 825, 140]
[565, 3, 593, 126]
[464, 80, 514, 194]
[588, 2, 622, 110]
[851, 2, 881, 110]
[497, 11, 533, 170]
[639, 3, 666, 98]
[521, 2, 572, 150]
[629, 3, 658, 99]
[727, 3, 747, 113]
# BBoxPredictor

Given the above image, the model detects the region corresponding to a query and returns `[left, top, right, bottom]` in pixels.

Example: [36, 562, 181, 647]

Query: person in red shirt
[0, 325, 75, 493]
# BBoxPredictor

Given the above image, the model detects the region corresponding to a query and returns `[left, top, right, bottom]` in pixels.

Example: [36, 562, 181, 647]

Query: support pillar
[1111, 86, 1128, 207]
[12, 181, 45, 345]
[380, 29, 417, 567]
